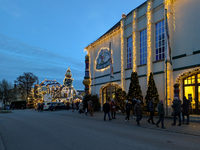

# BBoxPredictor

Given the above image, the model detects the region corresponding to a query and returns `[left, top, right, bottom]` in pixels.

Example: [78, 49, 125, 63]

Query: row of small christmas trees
[116, 72, 159, 110]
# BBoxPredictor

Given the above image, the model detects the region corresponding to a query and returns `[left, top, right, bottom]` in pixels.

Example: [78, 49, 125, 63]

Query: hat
[137, 100, 141, 103]
[126, 100, 128, 103]
[133, 98, 137, 101]
[174, 97, 178, 100]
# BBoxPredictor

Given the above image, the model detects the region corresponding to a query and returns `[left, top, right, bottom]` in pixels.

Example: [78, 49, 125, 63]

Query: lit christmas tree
[115, 88, 126, 112]
[127, 72, 143, 102]
[145, 72, 159, 106]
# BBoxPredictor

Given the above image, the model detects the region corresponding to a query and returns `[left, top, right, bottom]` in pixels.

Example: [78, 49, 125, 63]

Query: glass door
[184, 86, 195, 113]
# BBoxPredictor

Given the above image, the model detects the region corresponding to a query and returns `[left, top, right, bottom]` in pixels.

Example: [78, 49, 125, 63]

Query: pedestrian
[147, 99, 155, 124]
[78, 102, 83, 114]
[88, 100, 91, 115]
[85, 101, 88, 116]
[38, 103, 41, 112]
[134, 100, 143, 126]
[41, 103, 43, 112]
[156, 100, 166, 129]
[132, 98, 137, 115]
[103, 100, 112, 121]
[90, 101, 94, 116]
[110, 99, 116, 119]
[171, 97, 182, 126]
[182, 96, 190, 125]
[125, 100, 131, 122]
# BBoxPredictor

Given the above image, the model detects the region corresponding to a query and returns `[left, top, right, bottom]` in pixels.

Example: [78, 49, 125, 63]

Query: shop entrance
[183, 74, 200, 114]
[102, 85, 117, 104]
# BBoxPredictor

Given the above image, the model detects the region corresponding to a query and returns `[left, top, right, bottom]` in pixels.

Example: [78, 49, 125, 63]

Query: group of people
[102, 96, 191, 128]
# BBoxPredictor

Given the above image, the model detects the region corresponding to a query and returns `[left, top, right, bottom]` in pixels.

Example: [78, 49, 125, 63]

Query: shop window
[140, 29, 147, 65]
[155, 20, 165, 61]
[198, 74, 200, 83]
[127, 36, 132, 68]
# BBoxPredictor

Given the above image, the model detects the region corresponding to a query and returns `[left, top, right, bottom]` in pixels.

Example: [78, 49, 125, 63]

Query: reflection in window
[127, 36, 132, 69]
[140, 29, 147, 65]
[155, 20, 165, 61]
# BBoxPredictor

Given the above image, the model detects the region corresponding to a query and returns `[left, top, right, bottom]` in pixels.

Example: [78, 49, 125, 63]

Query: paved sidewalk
[60, 110, 200, 137]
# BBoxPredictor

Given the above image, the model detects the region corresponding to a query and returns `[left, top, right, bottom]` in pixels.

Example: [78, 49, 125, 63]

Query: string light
[147, 1, 152, 82]
[132, 11, 136, 72]
[120, 19, 124, 90]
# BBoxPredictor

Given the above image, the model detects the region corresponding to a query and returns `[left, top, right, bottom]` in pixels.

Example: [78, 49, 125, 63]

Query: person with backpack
[147, 99, 155, 124]
[125, 100, 131, 122]
[110, 99, 116, 119]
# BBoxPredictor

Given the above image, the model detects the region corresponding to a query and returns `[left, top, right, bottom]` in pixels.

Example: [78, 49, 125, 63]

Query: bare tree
[15, 72, 39, 102]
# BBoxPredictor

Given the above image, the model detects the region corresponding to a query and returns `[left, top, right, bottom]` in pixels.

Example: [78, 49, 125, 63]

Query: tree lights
[120, 19, 125, 90]
[132, 11, 137, 72]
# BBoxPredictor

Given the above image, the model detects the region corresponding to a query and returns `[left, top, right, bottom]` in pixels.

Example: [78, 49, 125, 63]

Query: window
[127, 36, 132, 68]
[155, 20, 165, 61]
[140, 29, 147, 65]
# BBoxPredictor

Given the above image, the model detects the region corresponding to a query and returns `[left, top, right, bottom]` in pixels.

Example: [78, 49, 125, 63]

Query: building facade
[84, 0, 200, 114]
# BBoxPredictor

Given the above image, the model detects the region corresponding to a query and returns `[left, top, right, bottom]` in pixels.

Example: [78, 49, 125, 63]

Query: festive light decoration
[83, 54, 91, 95]
[176, 68, 200, 84]
[99, 82, 121, 105]
[94, 47, 113, 72]
[132, 11, 137, 72]
[120, 19, 124, 90]
[147, 1, 152, 82]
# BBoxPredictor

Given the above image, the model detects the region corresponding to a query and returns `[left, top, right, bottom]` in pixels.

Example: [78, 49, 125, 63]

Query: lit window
[140, 29, 147, 65]
[127, 36, 132, 68]
[155, 20, 165, 61]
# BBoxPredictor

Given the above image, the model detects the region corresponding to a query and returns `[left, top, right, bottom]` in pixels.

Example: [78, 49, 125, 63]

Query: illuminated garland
[147, 1, 152, 82]
[132, 11, 136, 72]
[120, 20, 124, 90]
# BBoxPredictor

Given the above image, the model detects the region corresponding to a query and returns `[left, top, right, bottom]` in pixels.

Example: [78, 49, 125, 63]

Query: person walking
[103, 100, 112, 121]
[88, 100, 94, 116]
[171, 97, 182, 126]
[134, 100, 143, 126]
[132, 98, 137, 115]
[125, 100, 131, 122]
[147, 99, 155, 124]
[110, 99, 116, 119]
[182, 96, 190, 125]
[156, 100, 166, 129]
[78, 102, 83, 114]
[38, 103, 41, 112]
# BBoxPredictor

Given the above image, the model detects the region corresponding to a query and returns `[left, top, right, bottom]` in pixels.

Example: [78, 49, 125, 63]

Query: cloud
[0, 34, 85, 90]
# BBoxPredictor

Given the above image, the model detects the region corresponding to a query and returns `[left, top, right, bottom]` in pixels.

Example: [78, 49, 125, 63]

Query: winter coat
[149, 101, 155, 112]
[172, 99, 182, 113]
[125, 103, 131, 113]
[157, 103, 165, 117]
[110, 101, 116, 112]
[103, 103, 110, 113]
[79, 103, 83, 110]
[182, 98, 190, 115]
[134, 103, 143, 116]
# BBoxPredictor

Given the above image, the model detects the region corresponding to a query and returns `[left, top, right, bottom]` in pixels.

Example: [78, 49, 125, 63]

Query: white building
[84, 0, 200, 114]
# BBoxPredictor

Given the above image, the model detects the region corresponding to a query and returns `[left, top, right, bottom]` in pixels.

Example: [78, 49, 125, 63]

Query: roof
[85, 1, 147, 48]
[39, 80, 62, 87]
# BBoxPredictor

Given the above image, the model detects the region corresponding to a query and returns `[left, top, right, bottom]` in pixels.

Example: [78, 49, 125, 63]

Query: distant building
[84, 0, 200, 114]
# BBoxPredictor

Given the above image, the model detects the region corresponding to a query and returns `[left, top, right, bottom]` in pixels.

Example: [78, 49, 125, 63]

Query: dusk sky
[0, 0, 146, 90]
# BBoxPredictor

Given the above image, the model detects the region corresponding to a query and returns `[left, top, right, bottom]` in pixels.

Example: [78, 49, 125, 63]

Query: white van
[43, 102, 52, 110]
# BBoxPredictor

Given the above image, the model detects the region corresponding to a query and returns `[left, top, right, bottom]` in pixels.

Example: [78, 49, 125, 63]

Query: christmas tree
[115, 88, 126, 113]
[145, 72, 159, 106]
[127, 72, 143, 102]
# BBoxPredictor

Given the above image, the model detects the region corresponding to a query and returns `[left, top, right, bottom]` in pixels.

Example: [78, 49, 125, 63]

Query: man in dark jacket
[182, 96, 190, 124]
[156, 100, 165, 129]
[125, 100, 131, 122]
[171, 97, 182, 126]
[103, 101, 111, 121]
[147, 99, 155, 124]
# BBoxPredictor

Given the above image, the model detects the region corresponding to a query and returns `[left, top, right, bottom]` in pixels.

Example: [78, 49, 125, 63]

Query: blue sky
[0, 0, 146, 90]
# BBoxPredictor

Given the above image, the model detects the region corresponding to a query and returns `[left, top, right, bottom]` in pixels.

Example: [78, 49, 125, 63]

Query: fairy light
[132, 11, 136, 72]
[147, 1, 152, 82]
[94, 47, 113, 72]
[173, 0, 176, 31]
[120, 19, 124, 90]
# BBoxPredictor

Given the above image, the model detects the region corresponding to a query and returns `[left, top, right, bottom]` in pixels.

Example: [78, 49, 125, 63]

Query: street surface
[0, 109, 200, 150]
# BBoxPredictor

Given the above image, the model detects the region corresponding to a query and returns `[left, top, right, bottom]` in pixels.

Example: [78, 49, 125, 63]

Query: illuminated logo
[96, 48, 111, 70]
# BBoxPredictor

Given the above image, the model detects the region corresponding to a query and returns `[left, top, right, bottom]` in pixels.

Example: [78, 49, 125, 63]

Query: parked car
[49, 102, 66, 111]
[43, 102, 52, 110]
